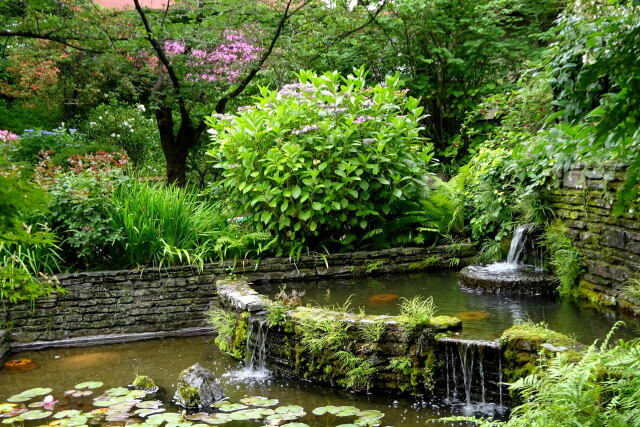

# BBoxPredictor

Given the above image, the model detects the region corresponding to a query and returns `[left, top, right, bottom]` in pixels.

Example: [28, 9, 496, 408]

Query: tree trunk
[155, 106, 200, 187]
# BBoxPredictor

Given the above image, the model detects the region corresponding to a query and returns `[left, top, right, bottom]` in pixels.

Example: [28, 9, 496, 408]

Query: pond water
[259, 271, 640, 343]
[0, 336, 472, 426]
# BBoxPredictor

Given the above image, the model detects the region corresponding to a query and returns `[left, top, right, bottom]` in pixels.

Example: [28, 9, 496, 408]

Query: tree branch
[133, 0, 190, 127]
[0, 30, 103, 53]
[214, 0, 303, 114]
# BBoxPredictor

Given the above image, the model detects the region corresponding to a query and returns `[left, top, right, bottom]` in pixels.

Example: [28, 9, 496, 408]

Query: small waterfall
[222, 317, 271, 383]
[506, 225, 528, 265]
[437, 338, 508, 416]
[245, 319, 268, 372]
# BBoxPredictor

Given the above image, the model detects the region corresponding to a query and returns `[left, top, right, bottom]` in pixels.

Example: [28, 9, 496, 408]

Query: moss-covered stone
[429, 316, 462, 331]
[131, 375, 157, 391]
[500, 322, 579, 388]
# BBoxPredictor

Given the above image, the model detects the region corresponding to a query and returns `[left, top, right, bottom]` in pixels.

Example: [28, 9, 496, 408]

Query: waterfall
[506, 225, 529, 265]
[437, 337, 508, 416]
[245, 319, 269, 372]
[223, 317, 271, 383]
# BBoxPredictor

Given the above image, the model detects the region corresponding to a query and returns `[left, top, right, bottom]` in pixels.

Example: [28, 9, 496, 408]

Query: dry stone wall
[550, 164, 640, 313]
[0, 245, 473, 361]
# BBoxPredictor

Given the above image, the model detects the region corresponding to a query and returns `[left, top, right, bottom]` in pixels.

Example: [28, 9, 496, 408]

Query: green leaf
[291, 186, 302, 199]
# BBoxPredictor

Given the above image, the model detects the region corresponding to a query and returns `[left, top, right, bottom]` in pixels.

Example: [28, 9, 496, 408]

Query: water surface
[0, 336, 471, 426]
[259, 271, 640, 343]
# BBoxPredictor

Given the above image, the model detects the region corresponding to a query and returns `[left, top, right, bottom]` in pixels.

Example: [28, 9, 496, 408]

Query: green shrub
[0, 99, 61, 133]
[35, 150, 129, 269]
[207, 69, 432, 251]
[83, 102, 160, 166]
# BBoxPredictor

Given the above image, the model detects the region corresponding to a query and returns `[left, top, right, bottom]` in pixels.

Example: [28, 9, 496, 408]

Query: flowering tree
[1, 0, 314, 185]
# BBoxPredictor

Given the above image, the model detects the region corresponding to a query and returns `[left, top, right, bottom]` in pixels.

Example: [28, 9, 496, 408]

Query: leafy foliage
[399, 296, 436, 333]
[82, 102, 160, 167]
[542, 221, 582, 295]
[207, 69, 432, 251]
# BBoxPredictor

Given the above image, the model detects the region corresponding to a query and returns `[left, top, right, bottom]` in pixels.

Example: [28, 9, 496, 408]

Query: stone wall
[550, 164, 640, 313]
[0, 244, 473, 361]
[213, 279, 578, 408]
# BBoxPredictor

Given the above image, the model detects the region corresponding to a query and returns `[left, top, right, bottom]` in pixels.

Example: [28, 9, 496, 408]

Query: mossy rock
[131, 375, 158, 392]
[429, 316, 462, 331]
[500, 323, 576, 350]
[173, 363, 225, 409]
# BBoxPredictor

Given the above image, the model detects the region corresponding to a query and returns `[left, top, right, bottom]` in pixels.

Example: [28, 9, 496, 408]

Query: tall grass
[108, 181, 227, 268]
[0, 240, 63, 303]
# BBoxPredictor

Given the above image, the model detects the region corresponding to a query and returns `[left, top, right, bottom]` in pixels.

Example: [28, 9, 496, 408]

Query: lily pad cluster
[1, 387, 386, 426]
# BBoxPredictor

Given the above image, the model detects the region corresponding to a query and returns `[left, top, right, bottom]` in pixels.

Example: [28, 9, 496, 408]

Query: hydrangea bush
[207, 69, 432, 249]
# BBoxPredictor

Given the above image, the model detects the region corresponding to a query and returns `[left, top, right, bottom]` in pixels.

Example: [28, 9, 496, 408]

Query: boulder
[174, 363, 225, 408]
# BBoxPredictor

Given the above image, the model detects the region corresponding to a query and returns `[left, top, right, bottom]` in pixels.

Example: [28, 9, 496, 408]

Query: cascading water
[459, 223, 556, 295]
[438, 337, 508, 416]
[222, 317, 271, 383]
[245, 319, 269, 372]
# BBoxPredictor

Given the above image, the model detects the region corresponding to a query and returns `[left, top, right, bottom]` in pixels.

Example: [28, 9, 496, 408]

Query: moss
[352, 260, 385, 276]
[131, 375, 156, 390]
[429, 315, 462, 331]
[500, 322, 576, 349]
[231, 313, 249, 359]
[177, 383, 201, 408]
[577, 281, 616, 308]
[500, 322, 578, 387]
[405, 256, 443, 272]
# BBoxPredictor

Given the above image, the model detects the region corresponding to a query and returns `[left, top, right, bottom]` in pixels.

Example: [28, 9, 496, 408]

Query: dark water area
[258, 271, 640, 343]
[0, 336, 473, 426]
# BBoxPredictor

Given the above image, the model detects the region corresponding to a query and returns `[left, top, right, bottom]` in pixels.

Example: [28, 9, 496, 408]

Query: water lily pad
[134, 408, 166, 417]
[217, 403, 247, 412]
[240, 396, 279, 407]
[127, 390, 148, 399]
[336, 424, 359, 427]
[200, 413, 232, 425]
[136, 400, 163, 409]
[7, 388, 53, 403]
[20, 409, 52, 420]
[75, 381, 103, 389]
[356, 410, 384, 420]
[146, 412, 183, 425]
[266, 412, 303, 424]
[53, 410, 82, 419]
[281, 424, 310, 427]
[275, 405, 305, 416]
[104, 387, 130, 397]
[0, 404, 17, 413]
[312, 405, 359, 416]
[165, 422, 194, 427]
[229, 408, 271, 421]
[2, 416, 24, 424]
[92, 396, 129, 407]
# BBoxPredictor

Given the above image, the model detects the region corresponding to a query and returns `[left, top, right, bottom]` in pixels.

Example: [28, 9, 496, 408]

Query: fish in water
[454, 311, 490, 321]
[368, 293, 400, 304]
[3, 358, 38, 372]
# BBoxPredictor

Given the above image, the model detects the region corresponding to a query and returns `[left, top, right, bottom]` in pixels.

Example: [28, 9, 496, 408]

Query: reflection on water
[259, 271, 640, 343]
[0, 336, 469, 426]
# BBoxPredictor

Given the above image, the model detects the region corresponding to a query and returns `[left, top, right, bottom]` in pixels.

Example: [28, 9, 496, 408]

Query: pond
[0, 336, 472, 426]
[259, 271, 640, 343]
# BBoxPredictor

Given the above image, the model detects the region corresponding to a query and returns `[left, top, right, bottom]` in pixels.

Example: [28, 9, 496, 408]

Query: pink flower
[0, 130, 18, 143]
[164, 40, 186, 55]
[43, 395, 57, 410]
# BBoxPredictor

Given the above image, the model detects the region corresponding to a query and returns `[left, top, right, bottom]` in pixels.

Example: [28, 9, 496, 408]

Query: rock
[174, 363, 225, 408]
[459, 264, 558, 296]
[131, 375, 158, 392]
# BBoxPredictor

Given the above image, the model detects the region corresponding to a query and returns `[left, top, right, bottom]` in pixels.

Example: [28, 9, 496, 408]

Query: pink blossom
[0, 130, 18, 143]
[164, 40, 186, 55]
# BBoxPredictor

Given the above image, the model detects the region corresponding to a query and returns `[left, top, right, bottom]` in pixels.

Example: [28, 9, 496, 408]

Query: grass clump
[297, 315, 350, 355]
[399, 296, 436, 331]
